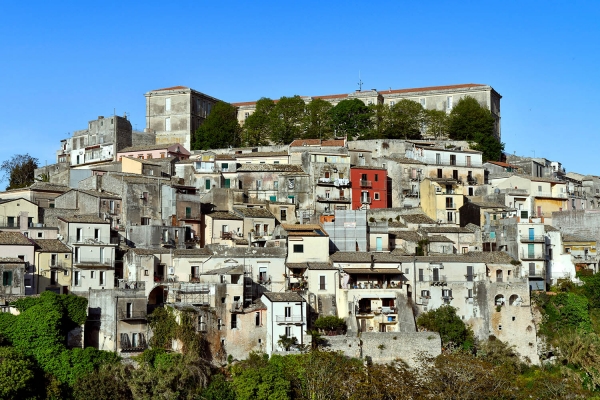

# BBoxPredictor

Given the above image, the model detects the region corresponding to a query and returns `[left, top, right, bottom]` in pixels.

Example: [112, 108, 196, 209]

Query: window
[90, 271, 96, 279]
[165, 97, 171, 112]
[37, 232, 43, 238]
[446, 197, 454, 209]
[437, 169, 443, 178]
[418, 269, 424, 282]
[390, 101, 395, 107]
[74, 271, 81, 286]
[452, 170, 458, 180]
[420, 98, 426, 107]
[231, 314, 238, 329]
[293, 244, 304, 253]
[468, 289, 473, 298]
[218, 318, 222, 330]
[421, 290, 430, 297]
[94, 229, 100, 240]
[244, 112, 249, 120]
[285, 326, 292, 337]
[442, 289, 452, 298]
[76, 228, 83, 242]
[280, 209, 287, 221]
[185, 207, 192, 219]
[2, 271, 12, 286]
[319, 275, 326, 290]
[374, 174, 378, 182]
[447, 96, 453, 109]
[466, 156, 471, 167]
[100, 271, 106, 286]
[255, 312, 261, 326]
[127, 303, 133, 318]
[466, 266, 473, 281]
[432, 268, 439, 282]
[435, 153, 441, 164]
[165, 117, 171, 131]
[447, 211, 453, 222]
[374, 193, 380, 200]
[538, 185, 542, 192]
[205, 179, 211, 190]
[450, 155, 456, 166]
[285, 307, 292, 318]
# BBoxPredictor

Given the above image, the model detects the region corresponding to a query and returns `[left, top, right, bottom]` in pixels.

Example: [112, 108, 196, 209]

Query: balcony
[360, 180, 372, 187]
[534, 192, 567, 199]
[528, 268, 546, 278]
[48, 261, 68, 270]
[74, 258, 112, 266]
[189, 274, 201, 282]
[430, 275, 447, 286]
[118, 310, 147, 320]
[445, 202, 456, 210]
[347, 282, 402, 290]
[72, 236, 114, 245]
[221, 232, 233, 240]
[360, 197, 372, 204]
[316, 178, 351, 187]
[117, 280, 145, 290]
[520, 235, 545, 243]
[257, 275, 272, 285]
[316, 195, 351, 203]
[276, 315, 304, 323]
[520, 251, 546, 261]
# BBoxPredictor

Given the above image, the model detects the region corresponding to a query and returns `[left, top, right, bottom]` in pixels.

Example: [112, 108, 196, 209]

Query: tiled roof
[215, 154, 236, 160]
[151, 85, 189, 91]
[392, 251, 516, 264]
[312, 93, 349, 100]
[206, 211, 243, 221]
[0, 232, 32, 246]
[373, 253, 404, 263]
[236, 164, 305, 173]
[233, 207, 276, 219]
[262, 292, 305, 302]
[77, 189, 121, 199]
[350, 166, 387, 171]
[307, 262, 336, 270]
[28, 182, 70, 192]
[118, 143, 184, 153]
[330, 252, 373, 262]
[289, 139, 346, 147]
[388, 221, 407, 229]
[0, 257, 27, 264]
[544, 225, 561, 232]
[467, 201, 514, 210]
[385, 157, 425, 165]
[129, 248, 172, 255]
[58, 215, 109, 224]
[380, 83, 487, 95]
[485, 161, 520, 169]
[401, 214, 436, 225]
[281, 224, 328, 237]
[391, 231, 422, 242]
[33, 239, 70, 253]
[203, 265, 244, 275]
[427, 235, 454, 243]
[173, 248, 212, 257]
[421, 226, 474, 234]
[236, 151, 288, 158]
[563, 234, 596, 243]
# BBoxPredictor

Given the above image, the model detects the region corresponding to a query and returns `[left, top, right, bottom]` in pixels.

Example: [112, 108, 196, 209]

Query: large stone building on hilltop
[233, 83, 502, 141]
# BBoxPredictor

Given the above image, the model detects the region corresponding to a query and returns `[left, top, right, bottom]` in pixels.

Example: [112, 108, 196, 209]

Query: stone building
[145, 86, 222, 151]
[67, 115, 133, 166]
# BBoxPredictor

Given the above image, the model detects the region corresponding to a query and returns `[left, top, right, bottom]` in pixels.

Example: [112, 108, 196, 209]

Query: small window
[255, 312, 261, 326]
[293, 244, 304, 253]
[374, 193, 380, 200]
[319, 275, 326, 290]
[2, 271, 12, 286]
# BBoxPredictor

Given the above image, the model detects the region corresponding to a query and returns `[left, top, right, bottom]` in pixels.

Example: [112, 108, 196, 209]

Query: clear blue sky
[0, 1, 598, 187]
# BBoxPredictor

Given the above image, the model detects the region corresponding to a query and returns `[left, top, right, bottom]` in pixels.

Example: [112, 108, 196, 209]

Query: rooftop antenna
[357, 71, 363, 91]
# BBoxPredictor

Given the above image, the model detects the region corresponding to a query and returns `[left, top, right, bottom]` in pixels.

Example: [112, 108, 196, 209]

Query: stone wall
[553, 210, 600, 244]
[323, 332, 441, 367]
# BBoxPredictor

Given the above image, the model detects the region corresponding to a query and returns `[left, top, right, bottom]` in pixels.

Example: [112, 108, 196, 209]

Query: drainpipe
[413, 256, 417, 304]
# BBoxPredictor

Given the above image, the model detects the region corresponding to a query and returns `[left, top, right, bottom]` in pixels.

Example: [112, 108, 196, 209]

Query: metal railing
[276, 315, 304, 323]
[118, 310, 147, 320]
[361, 197, 372, 204]
[520, 235, 545, 243]
[74, 258, 112, 265]
[360, 180, 372, 187]
[316, 195, 351, 202]
[520, 251, 546, 260]
[534, 192, 567, 199]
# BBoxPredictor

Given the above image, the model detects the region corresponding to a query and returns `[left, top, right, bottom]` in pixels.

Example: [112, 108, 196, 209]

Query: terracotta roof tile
[0, 232, 32, 246]
[262, 292, 305, 302]
[33, 239, 71, 253]
[380, 83, 487, 95]
[152, 85, 189, 91]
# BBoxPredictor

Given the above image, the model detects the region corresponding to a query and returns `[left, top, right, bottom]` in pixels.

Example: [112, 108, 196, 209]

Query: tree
[328, 99, 372, 140]
[243, 98, 276, 146]
[447, 96, 504, 161]
[385, 99, 425, 139]
[270, 95, 306, 144]
[424, 109, 449, 139]
[313, 316, 347, 334]
[0, 346, 40, 400]
[192, 101, 242, 150]
[1, 153, 38, 190]
[303, 98, 333, 139]
[416, 305, 474, 350]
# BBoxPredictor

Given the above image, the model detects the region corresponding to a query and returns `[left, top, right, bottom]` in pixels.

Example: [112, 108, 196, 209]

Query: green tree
[303, 98, 333, 139]
[447, 96, 504, 161]
[416, 305, 474, 349]
[385, 99, 425, 139]
[192, 101, 241, 150]
[328, 99, 372, 140]
[73, 363, 133, 400]
[270, 95, 306, 144]
[243, 98, 276, 146]
[1, 153, 38, 190]
[313, 315, 347, 334]
[424, 109, 449, 139]
[0, 346, 39, 400]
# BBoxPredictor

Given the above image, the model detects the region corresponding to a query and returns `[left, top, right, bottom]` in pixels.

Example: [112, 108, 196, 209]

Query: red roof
[152, 85, 189, 91]
[380, 83, 486, 95]
[312, 93, 349, 100]
[486, 161, 519, 168]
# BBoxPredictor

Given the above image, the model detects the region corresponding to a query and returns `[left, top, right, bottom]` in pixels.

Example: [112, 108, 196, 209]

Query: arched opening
[494, 294, 505, 306]
[509, 294, 520, 306]
[496, 269, 503, 283]
[148, 285, 167, 313]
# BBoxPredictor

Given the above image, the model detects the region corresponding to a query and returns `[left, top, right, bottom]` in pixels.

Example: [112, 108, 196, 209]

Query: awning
[343, 268, 402, 274]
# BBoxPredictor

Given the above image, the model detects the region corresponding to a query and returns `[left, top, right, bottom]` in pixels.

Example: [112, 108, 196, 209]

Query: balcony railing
[534, 192, 567, 199]
[361, 197, 372, 204]
[257, 275, 272, 285]
[118, 310, 147, 320]
[529, 268, 546, 278]
[74, 258, 112, 266]
[411, 157, 482, 168]
[276, 315, 304, 323]
[520, 251, 546, 260]
[316, 195, 351, 203]
[49, 261, 68, 269]
[431, 275, 447, 285]
[360, 180, 372, 187]
[221, 232, 233, 240]
[520, 235, 545, 243]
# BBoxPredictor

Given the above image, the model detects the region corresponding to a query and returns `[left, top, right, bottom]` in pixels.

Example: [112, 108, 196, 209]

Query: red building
[350, 167, 388, 210]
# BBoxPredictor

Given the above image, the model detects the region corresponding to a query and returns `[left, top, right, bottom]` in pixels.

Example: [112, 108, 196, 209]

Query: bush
[313, 316, 347, 334]
[416, 306, 474, 350]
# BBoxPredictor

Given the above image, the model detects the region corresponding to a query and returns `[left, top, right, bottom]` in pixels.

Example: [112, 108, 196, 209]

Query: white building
[262, 292, 307, 355]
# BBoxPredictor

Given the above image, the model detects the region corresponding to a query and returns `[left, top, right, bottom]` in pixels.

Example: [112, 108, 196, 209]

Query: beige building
[145, 86, 222, 151]
[33, 239, 72, 294]
[420, 178, 465, 225]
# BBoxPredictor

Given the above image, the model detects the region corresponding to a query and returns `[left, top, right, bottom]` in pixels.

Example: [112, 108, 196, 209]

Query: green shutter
[269, 196, 277, 202]
[205, 179, 211, 190]
[224, 179, 231, 189]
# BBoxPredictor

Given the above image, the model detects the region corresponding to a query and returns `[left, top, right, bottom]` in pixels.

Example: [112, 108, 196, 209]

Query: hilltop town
[0, 82, 597, 377]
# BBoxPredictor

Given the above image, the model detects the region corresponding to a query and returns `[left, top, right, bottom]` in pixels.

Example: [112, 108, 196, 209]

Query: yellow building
[420, 178, 464, 225]
[0, 198, 39, 229]
[33, 239, 72, 294]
